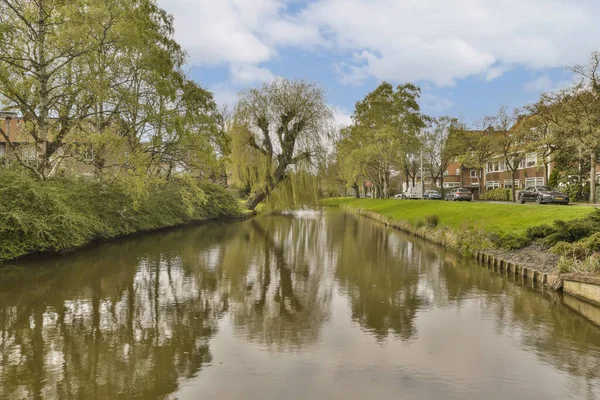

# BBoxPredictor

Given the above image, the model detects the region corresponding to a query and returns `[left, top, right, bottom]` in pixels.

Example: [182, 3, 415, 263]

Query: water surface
[1, 211, 599, 399]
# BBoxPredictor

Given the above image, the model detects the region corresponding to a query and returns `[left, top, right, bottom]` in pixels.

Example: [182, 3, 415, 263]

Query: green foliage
[320, 198, 594, 235]
[265, 172, 320, 211]
[490, 233, 531, 250]
[480, 188, 511, 201]
[525, 224, 556, 240]
[0, 170, 240, 264]
[550, 232, 600, 259]
[543, 210, 600, 246]
[548, 169, 560, 188]
[424, 214, 439, 228]
[555, 254, 600, 275]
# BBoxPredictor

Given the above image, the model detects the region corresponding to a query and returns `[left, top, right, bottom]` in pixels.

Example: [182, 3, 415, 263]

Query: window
[518, 159, 525, 169]
[525, 177, 544, 188]
[443, 170, 449, 177]
[486, 180, 500, 189]
[20, 145, 36, 161]
[526, 153, 537, 168]
[455, 169, 460, 175]
[443, 182, 461, 189]
[504, 179, 520, 188]
[470, 170, 477, 178]
[486, 162, 500, 173]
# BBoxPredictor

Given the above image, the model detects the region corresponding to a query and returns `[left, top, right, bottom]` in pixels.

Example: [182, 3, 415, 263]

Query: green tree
[0, 0, 122, 179]
[423, 116, 462, 195]
[233, 79, 333, 210]
[341, 82, 426, 198]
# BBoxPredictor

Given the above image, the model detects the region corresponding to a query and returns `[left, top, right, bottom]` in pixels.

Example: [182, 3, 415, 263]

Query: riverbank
[322, 197, 600, 302]
[0, 170, 243, 265]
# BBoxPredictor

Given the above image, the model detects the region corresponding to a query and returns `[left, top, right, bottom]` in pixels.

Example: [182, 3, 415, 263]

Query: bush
[555, 254, 600, 275]
[490, 233, 531, 250]
[424, 214, 439, 228]
[550, 232, 600, 260]
[480, 188, 511, 202]
[543, 213, 600, 246]
[525, 224, 556, 240]
[0, 170, 241, 263]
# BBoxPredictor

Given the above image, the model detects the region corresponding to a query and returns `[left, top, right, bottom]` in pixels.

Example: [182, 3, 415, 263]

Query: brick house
[0, 118, 38, 165]
[441, 122, 559, 199]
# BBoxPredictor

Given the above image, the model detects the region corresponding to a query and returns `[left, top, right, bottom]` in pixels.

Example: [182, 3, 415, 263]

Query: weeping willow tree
[264, 171, 321, 210]
[229, 79, 333, 210]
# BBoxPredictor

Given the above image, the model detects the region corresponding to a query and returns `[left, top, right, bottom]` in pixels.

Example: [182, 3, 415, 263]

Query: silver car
[446, 188, 473, 201]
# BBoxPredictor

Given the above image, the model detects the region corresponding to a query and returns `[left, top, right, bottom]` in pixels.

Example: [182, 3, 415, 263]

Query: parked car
[446, 188, 473, 201]
[518, 186, 569, 205]
[423, 190, 442, 200]
[403, 186, 422, 199]
[393, 193, 404, 199]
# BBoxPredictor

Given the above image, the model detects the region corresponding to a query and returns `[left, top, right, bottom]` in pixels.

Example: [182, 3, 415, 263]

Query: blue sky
[160, 0, 599, 127]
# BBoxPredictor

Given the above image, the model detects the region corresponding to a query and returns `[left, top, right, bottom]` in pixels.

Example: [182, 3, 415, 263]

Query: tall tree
[494, 107, 525, 202]
[423, 116, 461, 195]
[342, 82, 425, 198]
[569, 52, 600, 203]
[0, 0, 122, 179]
[234, 79, 333, 210]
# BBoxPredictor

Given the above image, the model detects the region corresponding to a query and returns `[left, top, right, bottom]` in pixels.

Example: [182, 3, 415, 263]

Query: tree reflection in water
[0, 212, 599, 399]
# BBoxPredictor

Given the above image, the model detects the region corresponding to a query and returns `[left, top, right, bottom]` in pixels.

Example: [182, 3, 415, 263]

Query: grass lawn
[321, 198, 597, 236]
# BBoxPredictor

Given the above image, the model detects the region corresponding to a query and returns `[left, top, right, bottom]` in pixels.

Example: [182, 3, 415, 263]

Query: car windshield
[536, 186, 554, 192]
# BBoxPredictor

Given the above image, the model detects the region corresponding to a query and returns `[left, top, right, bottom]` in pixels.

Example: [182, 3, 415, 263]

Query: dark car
[423, 190, 442, 200]
[446, 188, 472, 201]
[518, 186, 569, 205]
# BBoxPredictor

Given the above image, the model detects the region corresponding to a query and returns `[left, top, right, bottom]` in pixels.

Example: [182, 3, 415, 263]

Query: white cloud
[524, 75, 553, 92]
[331, 106, 352, 128]
[209, 84, 240, 109]
[230, 64, 276, 84]
[524, 74, 577, 93]
[420, 93, 453, 113]
[160, 0, 600, 89]
[299, 0, 599, 85]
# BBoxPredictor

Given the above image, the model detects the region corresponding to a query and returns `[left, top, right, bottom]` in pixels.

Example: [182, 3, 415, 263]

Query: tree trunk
[353, 182, 359, 198]
[440, 176, 445, 196]
[511, 170, 517, 202]
[37, 1, 49, 178]
[590, 152, 597, 204]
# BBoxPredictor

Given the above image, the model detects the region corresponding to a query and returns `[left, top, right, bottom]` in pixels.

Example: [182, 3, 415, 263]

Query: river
[1, 211, 599, 399]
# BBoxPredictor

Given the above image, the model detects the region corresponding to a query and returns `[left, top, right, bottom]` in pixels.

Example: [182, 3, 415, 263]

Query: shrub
[0, 170, 241, 264]
[543, 214, 600, 246]
[424, 214, 439, 228]
[548, 169, 560, 188]
[525, 224, 556, 240]
[480, 188, 511, 202]
[555, 254, 600, 275]
[491, 233, 531, 250]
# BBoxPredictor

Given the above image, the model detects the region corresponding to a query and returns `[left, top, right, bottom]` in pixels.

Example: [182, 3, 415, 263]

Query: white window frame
[455, 168, 460, 175]
[486, 180, 500, 190]
[443, 182, 461, 189]
[525, 153, 537, 168]
[470, 169, 477, 178]
[19, 145, 36, 162]
[525, 177, 544, 188]
[504, 179, 520, 188]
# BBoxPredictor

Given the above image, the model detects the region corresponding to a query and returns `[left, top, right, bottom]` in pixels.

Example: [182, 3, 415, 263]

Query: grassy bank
[322, 197, 600, 275]
[321, 198, 594, 235]
[0, 170, 242, 264]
